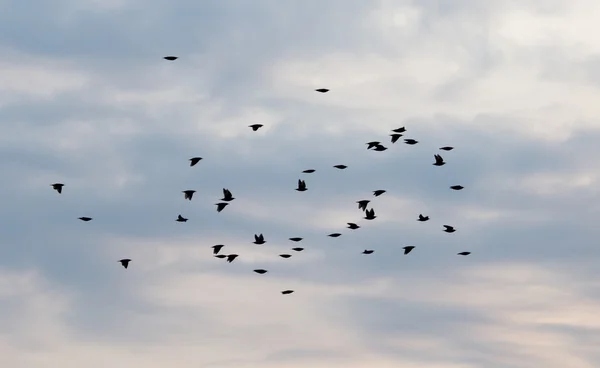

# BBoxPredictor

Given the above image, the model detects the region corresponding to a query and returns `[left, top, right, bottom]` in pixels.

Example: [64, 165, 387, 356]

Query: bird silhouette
[279, 254, 292, 258]
[392, 127, 406, 133]
[291, 247, 304, 252]
[302, 169, 315, 173]
[450, 185, 464, 190]
[296, 179, 307, 192]
[457, 252, 471, 256]
[357, 200, 370, 211]
[119, 259, 131, 268]
[433, 154, 445, 166]
[347, 223, 360, 229]
[403, 246, 415, 255]
[248, 124, 263, 131]
[253, 234, 266, 244]
[189, 157, 202, 166]
[51, 183, 64, 193]
[372, 144, 388, 151]
[214, 255, 227, 259]
[281, 290, 294, 295]
[328, 233, 342, 237]
[78, 217, 92, 222]
[315, 88, 329, 93]
[226, 254, 238, 263]
[333, 165, 347, 169]
[390, 134, 403, 143]
[362, 250, 374, 254]
[163, 56, 178, 60]
[364, 209, 376, 220]
[215, 202, 229, 212]
[439, 146, 454, 151]
[418, 214, 429, 221]
[212, 244, 225, 255]
[373, 190, 386, 197]
[289, 237, 303, 242]
[254, 269, 268, 274]
[183, 190, 196, 200]
[404, 139, 418, 145]
[366, 141, 381, 149]
[443, 225, 456, 233]
[176, 214, 188, 222]
[221, 188, 235, 201]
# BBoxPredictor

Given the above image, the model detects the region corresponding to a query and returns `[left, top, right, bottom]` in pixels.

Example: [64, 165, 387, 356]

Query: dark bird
[364, 209, 376, 220]
[78, 217, 92, 222]
[433, 154, 445, 166]
[403, 246, 415, 255]
[440, 146, 454, 151]
[315, 88, 329, 93]
[215, 255, 227, 259]
[366, 141, 381, 149]
[404, 139, 418, 145]
[163, 56, 178, 60]
[281, 290, 294, 295]
[176, 214, 188, 222]
[328, 233, 342, 237]
[289, 237, 303, 242]
[183, 190, 196, 200]
[372, 144, 388, 151]
[296, 179, 307, 192]
[215, 202, 229, 212]
[450, 185, 464, 190]
[362, 250, 374, 254]
[392, 127, 406, 133]
[248, 124, 263, 131]
[458, 252, 471, 256]
[221, 188, 235, 201]
[51, 183, 64, 193]
[303, 169, 315, 173]
[373, 190, 386, 197]
[390, 134, 403, 143]
[226, 254, 238, 263]
[212, 244, 224, 255]
[333, 165, 347, 169]
[291, 247, 304, 252]
[254, 269, 268, 274]
[347, 223, 360, 229]
[418, 214, 429, 222]
[119, 259, 131, 269]
[279, 254, 292, 258]
[189, 157, 202, 166]
[253, 234, 266, 245]
[357, 200, 370, 211]
[443, 225, 456, 233]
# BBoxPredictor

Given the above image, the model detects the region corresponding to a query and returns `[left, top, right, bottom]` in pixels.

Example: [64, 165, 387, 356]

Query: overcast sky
[1, 0, 600, 367]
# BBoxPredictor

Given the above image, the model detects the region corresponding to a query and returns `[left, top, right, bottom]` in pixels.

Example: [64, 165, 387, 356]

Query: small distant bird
[281, 290, 294, 295]
[119, 259, 131, 269]
[215, 255, 227, 259]
[254, 269, 268, 274]
[303, 169, 316, 173]
[183, 190, 196, 200]
[392, 127, 406, 133]
[51, 183, 64, 193]
[439, 146, 454, 151]
[328, 233, 342, 237]
[457, 252, 471, 256]
[366, 141, 381, 149]
[212, 244, 224, 255]
[362, 250, 374, 254]
[404, 139, 418, 145]
[390, 134, 403, 143]
[450, 185, 464, 190]
[163, 56, 178, 60]
[296, 179, 307, 192]
[78, 217, 92, 222]
[433, 154, 445, 166]
[248, 124, 263, 131]
[403, 246, 415, 255]
[333, 165, 347, 169]
[372, 144, 388, 151]
[315, 88, 329, 93]
[279, 254, 292, 258]
[347, 223, 360, 229]
[291, 248, 304, 252]
[418, 214, 429, 221]
[443, 225, 456, 233]
[289, 237, 303, 242]
[364, 209, 376, 220]
[176, 214, 188, 222]
[215, 203, 229, 212]
[226, 254, 238, 263]
[373, 190, 386, 197]
[357, 200, 370, 211]
[254, 234, 266, 245]
[221, 188, 235, 201]
[189, 157, 202, 166]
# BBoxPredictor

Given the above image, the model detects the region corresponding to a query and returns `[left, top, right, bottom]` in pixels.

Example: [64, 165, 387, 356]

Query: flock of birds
[48, 55, 471, 296]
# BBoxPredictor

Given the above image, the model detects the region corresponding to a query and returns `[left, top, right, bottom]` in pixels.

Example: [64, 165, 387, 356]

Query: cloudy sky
[2, 0, 600, 367]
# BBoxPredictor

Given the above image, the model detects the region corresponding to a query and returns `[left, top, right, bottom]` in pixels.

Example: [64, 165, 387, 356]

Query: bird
[362, 250, 374, 254]
[457, 252, 471, 256]
[214, 255, 227, 259]
[366, 141, 381, 149]
[357, 200, 370, 211]
[189, 157, 202, 166]
[253, 234, 266, 244]
[51, 183, 64, 193]
[215, 203, 229, 212]
[78, 217, 92, 222]
[119, 259, 131, 269]
[296, 179, 307, 192]
[176, 214, 188, 222]
[212, 244, 224, 255]
[328, 233, 342, 237]
[390, 134, 403, 143]
[226, 254, 238, 263]
[303, 169, 315, 173]
[315, 88, 329, 93]
[221, 188, 235, 201]
[281, 290, 294, 295]
[347, 223, 360, 229]
[403, 246, 415, 255]
[291, 247, 304, 252]
[289, 237, 303, 242]
[433, 154, 445, 166]
[404, 139, 418, 145]
[418, 214, 429, 221]
[279, 254, 292, 258]
[373, 190, 386, 197]
[372, 144, 388, 151]
[439, 146, 454, 151]
[392, 127, 406, 133]
[183, 190, 196, 200]
[364, 209, 376, 220]
[163, 56, 178, 60]
[248, 124, 263, 131]
[254, 269, 268, 274]
[450, 185, 464, 190]
[333, 165, 347, 169]
[443, 225, 456, 233]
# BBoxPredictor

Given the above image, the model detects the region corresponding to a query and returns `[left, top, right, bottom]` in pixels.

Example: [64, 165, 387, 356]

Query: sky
[1, 0, 600, 367]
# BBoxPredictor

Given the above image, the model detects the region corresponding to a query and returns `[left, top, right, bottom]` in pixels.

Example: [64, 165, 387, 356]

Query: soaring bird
[373, 190, 386, 197]
[78, 217, 92, 222]
[221, 188, 235, 201]
[439, 146, 454, 151]
[176, 214, 188, 222]
[458, 252, 471, 256]
[291, 247, 304, 252]
[315, 88, 329, 93]
[279, 254, 292, 258]
[328, 233, 342, 238]
[183, 190, 196, 200]
[281, 290, 294, 295]
[253, 234, 266, 245]
[212, 244, 224, 255]
[119, 259, 131, 269]
[418, 214, 429, 221]
[254, 269, 268, 274]
[189, 157, 202, 166]
[215, 203, 229, 212]
[296, 179, 307, 192]
[433, 154, 445, 166]
[51, 183, 64, 193]
[390, 134, 403, 143]
[450, 185, 464, 190]
[248, 124, 263, 131]
[163, 56, 178, 60]
[364, 209, 376, 220]
[303, 169, 316, 173]
[443, 225, 456, 233]
[404, 139, 418, 145]
[333, 165, 347, 169]
[366, 141, 381, 149]
[362, 250, 374, 254]
[289, 237, 303, 242]
[347, 223, 360, 229]
[214, 255, 227, 259]
[357, 200, 370, 211]
[372, 144, 388, 151]
[403, 246, 415, 255]
[392, 127, 406, 133]
[226, 254, 238, 263]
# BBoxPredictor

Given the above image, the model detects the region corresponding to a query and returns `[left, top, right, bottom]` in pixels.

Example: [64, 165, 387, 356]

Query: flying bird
[289, 237, 303, 242]
[163, 56, 178, 60]
[366, 141, 381, 149]
[362, 250, 374, 254]
[333, 165, 347, 169]
[357, 200, 370, 211]
[372, 144, 388, 151]
[248, 124, 263, 131]
[458, 252, 471, 256]
[279, 254, 292, 258]
[212, 244, 224, 255]
[347, 223, 360, 229]
[214, 255, 227, 259]
[418, 214, 429, 221]
[253, 234, 266, 245]
[215, 202, 229, 212]
[302, 169, 315, 173]
[119, 259, 131, 269]
[254, 269, 268, 274]
[433, 154, 446, 166]
[328, 233, 342, 237]
[296, 179, 307, 192]
[364, 209, 376, 220]
[291, 247, 304, 252]
[176, 214, 188, 222]
[404, 139, 418, 145]
[51, 183, 64, 193]
[392, 127, 406, 133]
[189, 157, 202, 166]
[221, 188, 235, 201]
[226, 254, 238, 263]
[403, 246, 415, 255]
[390, 134, 403, 143]
[450, 185, 464, 190]
[373, 190, 386, 197]
[439, 146, 454, 151]
[183, 190, 196, 200]
[315, 88, 329, 93]
[443, 225, 456, 233]
[281, 290, 294, 295]
[78, 217, 92, 222]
